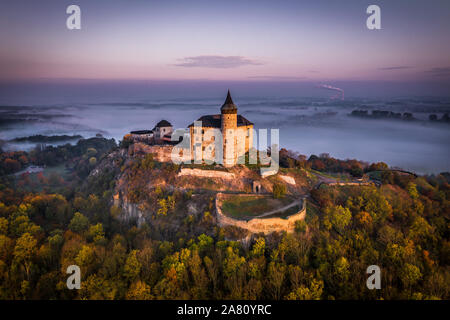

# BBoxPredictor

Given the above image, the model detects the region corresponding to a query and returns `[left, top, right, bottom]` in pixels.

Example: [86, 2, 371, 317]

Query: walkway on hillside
[310, 171, 377, 189]
[249, 197, 304, 219]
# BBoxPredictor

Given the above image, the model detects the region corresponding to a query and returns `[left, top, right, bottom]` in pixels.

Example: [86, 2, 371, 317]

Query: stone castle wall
[178, 168, 235, 180]
[129, 143, 175, 162]
[326, 182, 373, 186]
[215, 193, 306, 234]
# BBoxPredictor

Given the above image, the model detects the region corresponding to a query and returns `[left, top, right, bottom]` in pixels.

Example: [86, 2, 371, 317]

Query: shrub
[272, 183, 286, 199]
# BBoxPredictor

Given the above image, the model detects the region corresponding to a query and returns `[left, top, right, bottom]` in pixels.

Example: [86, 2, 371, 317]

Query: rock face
[215, 193, 306, 234]
[279, 175, 296, 185]
[113, 195, 146, 226]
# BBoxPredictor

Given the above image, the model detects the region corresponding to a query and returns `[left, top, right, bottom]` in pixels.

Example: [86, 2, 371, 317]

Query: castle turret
[221, 90, 238, 166]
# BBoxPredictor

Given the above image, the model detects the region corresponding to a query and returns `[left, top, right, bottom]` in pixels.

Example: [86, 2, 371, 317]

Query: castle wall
[178, 168, 235, 179]
[190, 126, 219, 163]
[215, 193, 306, 234]
[128, 143, 174, 162]
[189, 124, 253, 165]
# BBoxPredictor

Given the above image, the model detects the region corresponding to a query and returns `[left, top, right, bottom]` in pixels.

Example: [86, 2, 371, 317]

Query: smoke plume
[317, 84, 345, 100]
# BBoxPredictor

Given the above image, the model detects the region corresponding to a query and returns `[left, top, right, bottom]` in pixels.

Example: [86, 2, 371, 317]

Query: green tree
[68, 212, 89, 234]
[13, 233, 37, 280]
[87, 223, 106, 245]
[267, 262, 286, 299]
[400, 263, 422, 288]
[273, 183, 286, 199]
[75, 245, 96, 276]
[285, 279, 324, 300]
[124, 250, 142, 282]
[126, 281, 152, 300]
[0, 217, 8, 235]
[295, 219, 307, 233]
[324, 205, 352, 234]
[251, 237, 266, 257]
[407, 183, 419, 200]
[157, 199, 168, 216]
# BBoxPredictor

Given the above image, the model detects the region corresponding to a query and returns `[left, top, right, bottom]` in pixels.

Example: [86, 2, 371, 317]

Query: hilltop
[88, 141, 391, 241]
[89, 142, 314, 240]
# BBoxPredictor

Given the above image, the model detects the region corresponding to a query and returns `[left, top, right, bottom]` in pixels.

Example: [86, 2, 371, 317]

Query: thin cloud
[173, 55, 263, 68]
[378, 66, 412, 71]
[425, 67, 450, 76]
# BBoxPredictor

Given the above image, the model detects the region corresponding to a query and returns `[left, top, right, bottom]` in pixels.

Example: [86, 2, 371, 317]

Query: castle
[188, 90, 253, 166]
[127, 90, 254, 167]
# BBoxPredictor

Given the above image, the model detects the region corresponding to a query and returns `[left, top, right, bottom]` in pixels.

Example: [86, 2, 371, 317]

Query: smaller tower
[221, 90, 238, 166]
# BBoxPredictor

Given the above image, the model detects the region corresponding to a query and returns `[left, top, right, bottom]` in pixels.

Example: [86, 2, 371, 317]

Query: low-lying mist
[0, 81, 449, 174]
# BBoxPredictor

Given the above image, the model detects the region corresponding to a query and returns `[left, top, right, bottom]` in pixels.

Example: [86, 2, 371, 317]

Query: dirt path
[251, 198, 304, 219]
[310, 171, 337, 188]
[311, 171, 377, 189]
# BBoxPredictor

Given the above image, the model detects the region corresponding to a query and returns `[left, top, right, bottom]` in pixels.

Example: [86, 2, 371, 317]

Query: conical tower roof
[221, 90, 237, 114]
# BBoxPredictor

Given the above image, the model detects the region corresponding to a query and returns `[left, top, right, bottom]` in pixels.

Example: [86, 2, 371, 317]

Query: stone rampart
[215, 193, 306, 234]
[178, 168, 235, 180]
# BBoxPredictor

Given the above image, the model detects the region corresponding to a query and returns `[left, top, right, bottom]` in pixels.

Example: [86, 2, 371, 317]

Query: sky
[0, 0, 450, 85]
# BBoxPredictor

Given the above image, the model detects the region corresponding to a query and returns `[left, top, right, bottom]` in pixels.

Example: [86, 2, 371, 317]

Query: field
[260, 204, 300, 219]
[221, 194, 294, 220]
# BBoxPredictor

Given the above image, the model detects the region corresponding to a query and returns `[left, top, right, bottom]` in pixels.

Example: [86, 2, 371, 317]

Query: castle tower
[221, 90, 238, 166]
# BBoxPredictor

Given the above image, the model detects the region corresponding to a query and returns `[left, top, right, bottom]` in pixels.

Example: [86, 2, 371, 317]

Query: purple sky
[0, 0, 449, 84]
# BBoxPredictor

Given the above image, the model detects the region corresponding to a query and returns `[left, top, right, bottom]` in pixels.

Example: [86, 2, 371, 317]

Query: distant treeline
[0, 137, 117, 176]
[350, 109, 450, 123]
[11, 134, 83, 143]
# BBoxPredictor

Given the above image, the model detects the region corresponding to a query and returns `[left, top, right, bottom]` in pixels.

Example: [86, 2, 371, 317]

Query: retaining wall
[178, 168, 235, 180]
[215, 193, 306, 234]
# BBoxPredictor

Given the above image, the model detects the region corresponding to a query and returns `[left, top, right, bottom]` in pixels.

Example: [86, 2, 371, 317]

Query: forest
[0, 138, 448, 299]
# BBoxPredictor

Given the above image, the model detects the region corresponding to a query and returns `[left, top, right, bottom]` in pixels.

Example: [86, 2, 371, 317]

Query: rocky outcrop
[113, 194, 146, 226]
[279, 175, 296, 185]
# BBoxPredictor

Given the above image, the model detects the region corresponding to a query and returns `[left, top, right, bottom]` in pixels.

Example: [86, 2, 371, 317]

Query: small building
[126, 120, 173, 145]
[129, 130, 154, 143]
[153, 120, 173, 143]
